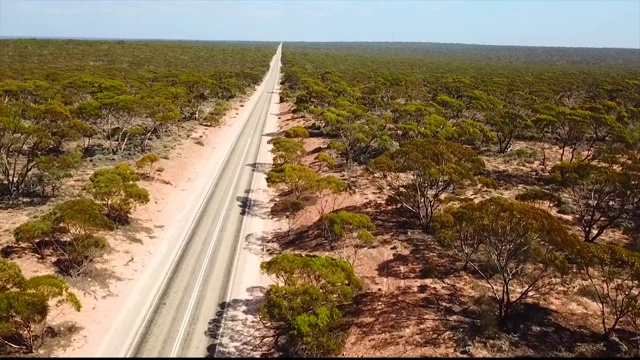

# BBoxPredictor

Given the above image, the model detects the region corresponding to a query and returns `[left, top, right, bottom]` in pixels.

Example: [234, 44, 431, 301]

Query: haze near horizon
[0, 0, 639, 49]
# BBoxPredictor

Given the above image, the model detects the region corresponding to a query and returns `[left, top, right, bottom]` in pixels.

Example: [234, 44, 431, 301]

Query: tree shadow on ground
[482, 168, 543, 188]
[489, 302, 614, 357]
[118, 219, 156, 244]
[280, 114, 306, 123]
[342, 200, 418, 237]
[325, 201, 498, 283]
[243, 231, 279, 257]
[0, 245, 18, 259]
[348, 285, 611, 357]
[0, 244, 33, 260]
[0, 194, 49, 210]
[331, 201, 463, 280]
[236, 189, 271, 220]
[105, 211, 132, 226]
[246, 162, 271, 175]
[272, 200, 423, 255]
[273, 109, 292, 117]
[346, 286, 475, 356]
[206, 286, 274, 358]
[63, 261, 123, 296]
[274, 223, 325, 253]
[306, 146, 324, 156]
[2, 239, 61, 262]
[376, 246, 502, 283]
[37, 321, 83, 357]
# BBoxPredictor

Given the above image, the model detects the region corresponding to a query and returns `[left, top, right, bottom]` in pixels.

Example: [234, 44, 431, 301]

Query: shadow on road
[236, 189, 270, 219]
[263, 131, 282, 138]
[246, 162, 270, 175]
[206, 286, 273, 358]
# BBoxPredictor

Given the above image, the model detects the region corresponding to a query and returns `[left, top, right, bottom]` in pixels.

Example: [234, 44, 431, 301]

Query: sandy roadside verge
[53, 65, 276, 357]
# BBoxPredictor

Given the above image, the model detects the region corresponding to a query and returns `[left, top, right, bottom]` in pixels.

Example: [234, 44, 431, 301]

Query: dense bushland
[0, 39, 276, 200]
[0, 39, 276, 355]
[270, 42, 640, 356]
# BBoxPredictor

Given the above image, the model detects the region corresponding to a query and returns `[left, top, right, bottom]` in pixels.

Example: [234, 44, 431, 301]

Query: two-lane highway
[132, 44, 282, 357]
[98, 43, 282, 358]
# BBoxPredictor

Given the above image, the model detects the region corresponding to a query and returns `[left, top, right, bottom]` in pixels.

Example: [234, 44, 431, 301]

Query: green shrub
[13, 216, 57, 256]
[473, 295, 499, 336]
[268, 137, 306, 165]
[0, 258, 81, 353]
[285, 125, 310, 139]
[478, 176, 498, 190]
[556, 198, 577, 215]
[314, 152, 334, 169]
[259, 253, 362, 357]
[515, 187, 561, 207]
[135, 154, 160, 176]
[85, 163, 150, 222]
[57, 234, 109, 277]
[52, 198, 115, 236]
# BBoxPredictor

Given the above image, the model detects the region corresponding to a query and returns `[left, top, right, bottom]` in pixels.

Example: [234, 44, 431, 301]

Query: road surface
[96, 43, 282, 358]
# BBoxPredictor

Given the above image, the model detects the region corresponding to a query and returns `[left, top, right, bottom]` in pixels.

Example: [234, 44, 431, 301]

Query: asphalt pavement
[106, 44, 282, 358]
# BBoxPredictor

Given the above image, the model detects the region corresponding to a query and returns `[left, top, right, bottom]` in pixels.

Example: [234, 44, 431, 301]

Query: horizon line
[1, 35, 638, 50]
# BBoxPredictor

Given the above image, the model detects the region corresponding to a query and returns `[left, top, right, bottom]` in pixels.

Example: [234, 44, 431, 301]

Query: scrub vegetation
[0, 39, 275, 354]
[261, 42, 640, 357]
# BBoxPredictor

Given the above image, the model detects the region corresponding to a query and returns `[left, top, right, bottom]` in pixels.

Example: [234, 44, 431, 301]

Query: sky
[0, 0, 639, 48]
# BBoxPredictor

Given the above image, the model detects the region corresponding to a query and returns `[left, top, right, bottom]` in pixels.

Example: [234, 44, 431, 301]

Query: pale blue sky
[1, 0, 639, 48]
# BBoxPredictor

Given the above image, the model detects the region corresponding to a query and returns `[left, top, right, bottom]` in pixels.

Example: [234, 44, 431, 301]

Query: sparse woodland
[260, 42, 640, 357]
[0, 39, 275, 354]
[2, 38, 640, 357]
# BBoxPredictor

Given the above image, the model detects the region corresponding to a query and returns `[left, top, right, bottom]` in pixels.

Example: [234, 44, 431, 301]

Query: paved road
[124, 44, 281, 358]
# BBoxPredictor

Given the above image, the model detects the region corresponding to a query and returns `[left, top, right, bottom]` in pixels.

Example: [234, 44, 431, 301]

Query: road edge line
[120, 48, 280, 358]
[213, 44, 282, 358]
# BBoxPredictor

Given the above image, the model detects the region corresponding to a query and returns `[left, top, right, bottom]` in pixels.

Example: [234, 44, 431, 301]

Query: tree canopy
[259, 253, 362, 357]
[0, 258, 80, 352]
[84, 163, 150, 222]
[434, 197, 580, 323]
[370, 138, 485, 231]
[0, 39, 276, 200]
